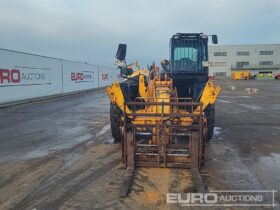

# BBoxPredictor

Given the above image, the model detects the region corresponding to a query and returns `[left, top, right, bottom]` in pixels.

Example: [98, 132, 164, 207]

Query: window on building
[259, 61, 273, 65]
[236, 51, 250, 56]
[210, 62, 227, 67]
[214, 52, 227, 56]
[259, 50, 273, 55]
[236, 61, 249, 69]
[213, 72, 226, 77]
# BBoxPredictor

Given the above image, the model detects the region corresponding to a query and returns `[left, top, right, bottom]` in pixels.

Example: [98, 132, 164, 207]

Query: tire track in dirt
[0, 157, 63, 210]
[40, 158, 120, 210]
[12, 145, 120, 210]
[0, 155, 58, 189]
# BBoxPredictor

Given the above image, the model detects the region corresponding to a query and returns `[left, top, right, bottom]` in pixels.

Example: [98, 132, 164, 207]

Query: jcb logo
[0, 69, 21, 84]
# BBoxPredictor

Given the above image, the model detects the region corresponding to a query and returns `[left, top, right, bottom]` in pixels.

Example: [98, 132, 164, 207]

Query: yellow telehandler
[106, 33, 221, 196]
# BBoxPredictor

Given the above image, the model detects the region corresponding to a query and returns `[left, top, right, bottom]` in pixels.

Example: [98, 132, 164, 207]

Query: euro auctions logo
[101, 73, 109, 80]
[71, 71, 94, 83]
[166, 190, 277, 207]
[0, 69, 20, 84]
[101, 73, 113, 80]
[71, 72, 84, 81]
[0, 68, 50, 87]
[167, 193, 218, 205]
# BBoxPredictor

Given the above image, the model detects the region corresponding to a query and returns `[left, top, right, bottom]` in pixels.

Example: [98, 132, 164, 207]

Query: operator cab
[169, 33, 218, 100]
[170, 33, 217, 77]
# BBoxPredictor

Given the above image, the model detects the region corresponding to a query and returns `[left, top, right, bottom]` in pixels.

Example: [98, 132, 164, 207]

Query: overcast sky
[0, 0, 279, 67]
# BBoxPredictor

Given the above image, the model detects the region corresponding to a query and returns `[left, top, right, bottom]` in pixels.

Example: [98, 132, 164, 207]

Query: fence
[0, 48, 120, 106]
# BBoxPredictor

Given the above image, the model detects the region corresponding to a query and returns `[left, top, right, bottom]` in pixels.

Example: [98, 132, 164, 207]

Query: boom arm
[195, 81, 221, 112]
[106, 82, 131, 113]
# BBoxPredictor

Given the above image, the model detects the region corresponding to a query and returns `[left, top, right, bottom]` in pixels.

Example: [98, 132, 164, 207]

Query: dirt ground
[0, 80, 279, 210]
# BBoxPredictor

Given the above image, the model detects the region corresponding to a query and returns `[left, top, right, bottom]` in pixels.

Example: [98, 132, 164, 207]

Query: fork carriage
[123, 99, 207, 169]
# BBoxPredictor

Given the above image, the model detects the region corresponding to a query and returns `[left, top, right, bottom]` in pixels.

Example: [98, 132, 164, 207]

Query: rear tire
[205, 105, 215, 141]
[110, 103, 122, 143]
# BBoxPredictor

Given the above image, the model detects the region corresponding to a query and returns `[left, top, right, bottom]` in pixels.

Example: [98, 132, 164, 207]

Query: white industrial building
[209, 44, 280, 77]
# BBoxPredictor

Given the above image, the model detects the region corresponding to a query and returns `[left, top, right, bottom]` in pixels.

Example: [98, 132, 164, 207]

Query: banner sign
[0, 67, 51, 87]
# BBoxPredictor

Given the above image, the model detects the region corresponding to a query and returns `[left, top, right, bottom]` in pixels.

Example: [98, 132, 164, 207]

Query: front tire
[205, 105, 215, 141]
[110, 103, 122, 143]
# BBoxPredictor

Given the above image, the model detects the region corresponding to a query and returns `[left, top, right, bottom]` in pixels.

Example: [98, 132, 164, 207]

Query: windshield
[171, 41, 205, 73]
[174, 47, 198, 62]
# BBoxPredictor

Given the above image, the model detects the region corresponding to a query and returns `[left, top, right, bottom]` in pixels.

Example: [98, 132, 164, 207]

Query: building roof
[209, 43, 280, 48]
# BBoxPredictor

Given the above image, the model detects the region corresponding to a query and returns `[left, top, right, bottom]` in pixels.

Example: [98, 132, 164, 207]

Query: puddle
[22, 132, 92, 160]
[64, 153, 82, 166]
[209, 143, 264, 190]
[250, 153, 280, 192]
[217, 99, 231, 103]
[214, 127, 222, 135]
[220, 106, 247, 114]
[239, 96, 252, 98]
[96, 124, 110, 138]
[22, 149, 50, 160]
[103, 138, 114, 144]
[258, 153, 280, 172]
[240, 104, 262, 111]
[271, 104, 280, 110]
[220, 96, 252, 99]
[86, 124, 111, 146]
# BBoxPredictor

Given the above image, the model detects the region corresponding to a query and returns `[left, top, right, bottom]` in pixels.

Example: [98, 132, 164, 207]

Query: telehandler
[106, 33, 221, 196]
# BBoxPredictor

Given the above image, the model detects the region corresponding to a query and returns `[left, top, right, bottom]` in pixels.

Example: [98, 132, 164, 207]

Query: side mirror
[121, 67, 133, 76]
[212, 35, 218, 44]
[115, 44, 127, 61]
